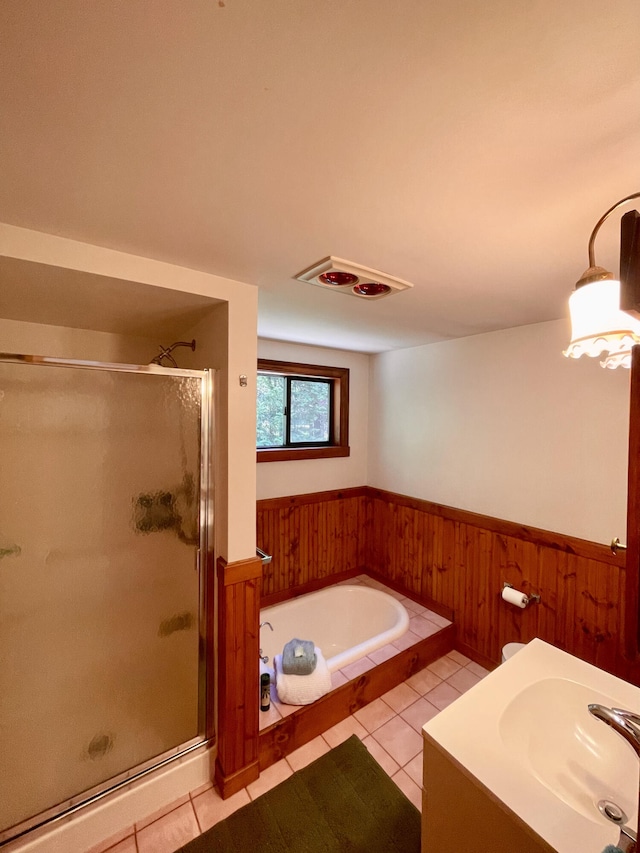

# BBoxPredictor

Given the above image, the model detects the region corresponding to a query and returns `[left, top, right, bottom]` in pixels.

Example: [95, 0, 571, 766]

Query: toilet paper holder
[503, 582, 541, 608]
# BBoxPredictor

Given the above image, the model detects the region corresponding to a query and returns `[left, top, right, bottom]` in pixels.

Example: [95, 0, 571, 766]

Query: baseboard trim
[214, 757, 260, 800]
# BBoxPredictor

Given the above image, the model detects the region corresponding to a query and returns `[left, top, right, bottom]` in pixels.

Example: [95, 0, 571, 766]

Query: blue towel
[282, 638, 317, 675]
[602, 846, 624, 853]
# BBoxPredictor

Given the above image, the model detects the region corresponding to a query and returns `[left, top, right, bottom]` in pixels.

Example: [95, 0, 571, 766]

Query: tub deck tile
[368, 643, 401, 665]
[256, 576, 456, 773]
[340, 655, 376, 680]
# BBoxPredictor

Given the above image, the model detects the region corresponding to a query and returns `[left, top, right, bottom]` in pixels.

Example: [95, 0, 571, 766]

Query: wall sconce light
[564, 191, 640, 369]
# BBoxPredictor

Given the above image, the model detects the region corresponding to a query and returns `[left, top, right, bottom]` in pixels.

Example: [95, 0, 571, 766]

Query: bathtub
[259, 583, 410, 673]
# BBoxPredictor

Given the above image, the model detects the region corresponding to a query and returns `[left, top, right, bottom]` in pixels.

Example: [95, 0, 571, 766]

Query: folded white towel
[274, 646, 332, 705]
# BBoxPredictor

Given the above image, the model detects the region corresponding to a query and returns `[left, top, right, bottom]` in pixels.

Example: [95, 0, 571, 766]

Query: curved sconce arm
[565, 191, 640, 369]
[586, 191, 640, 271]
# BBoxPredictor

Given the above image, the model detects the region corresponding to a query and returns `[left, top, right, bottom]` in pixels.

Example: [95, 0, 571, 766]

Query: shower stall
[0, 353, 213, 846]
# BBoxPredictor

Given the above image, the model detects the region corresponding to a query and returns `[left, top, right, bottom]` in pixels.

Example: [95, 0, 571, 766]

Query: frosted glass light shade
[563, 279, 640, 368]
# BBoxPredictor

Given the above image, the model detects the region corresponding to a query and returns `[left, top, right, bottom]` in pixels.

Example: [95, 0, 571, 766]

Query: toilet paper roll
[502, 586, 528, 608]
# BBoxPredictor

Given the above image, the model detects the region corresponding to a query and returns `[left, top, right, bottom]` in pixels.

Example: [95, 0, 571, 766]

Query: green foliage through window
[257, 373, 332, 448]
[256, 375, 285, 448]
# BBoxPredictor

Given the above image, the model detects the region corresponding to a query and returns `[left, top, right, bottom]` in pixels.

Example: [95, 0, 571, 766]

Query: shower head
[150, 339, 196, 368]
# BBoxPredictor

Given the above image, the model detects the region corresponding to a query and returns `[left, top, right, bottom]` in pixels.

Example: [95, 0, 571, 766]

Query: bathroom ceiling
[1, 0, 639, 353]
[0, 257, 222, 339]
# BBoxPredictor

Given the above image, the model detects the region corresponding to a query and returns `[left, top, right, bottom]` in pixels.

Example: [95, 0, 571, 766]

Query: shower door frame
[0, 353, 215, 846]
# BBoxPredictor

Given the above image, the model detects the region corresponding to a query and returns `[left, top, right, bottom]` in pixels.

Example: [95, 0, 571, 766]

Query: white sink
[499, 677, 637, 822]
[423, 639, 640, 853]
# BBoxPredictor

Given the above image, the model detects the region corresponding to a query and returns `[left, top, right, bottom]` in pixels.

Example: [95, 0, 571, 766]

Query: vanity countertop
[422, 639, 640, 853]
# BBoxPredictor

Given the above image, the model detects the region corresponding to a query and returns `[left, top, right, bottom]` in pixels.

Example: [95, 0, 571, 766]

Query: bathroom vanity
[421, 639, 640, 852]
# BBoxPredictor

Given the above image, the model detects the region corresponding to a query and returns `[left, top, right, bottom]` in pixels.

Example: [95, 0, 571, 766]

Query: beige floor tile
[259, 700, 283, 729]
[370, 716, 422, 766]
[102, 838, 137, 853]
[330, 668, 349, 689]
[247, 759, 292, 801]
[403, 752, 423, 787]
[192, 786, 250, 832]
[354, 697, 397, 733]
[189, 779, 214, 798]
[361, 734, 401, 777]
[424, 681, 462, 710]
[135, 795, 190, 831]
[368, 643, 400, 665]
[86, 829, 136, 853]
[322, 715, 368, 748]
[392, 768, 423, 811]
[392, 629, 422, 651]
[446, 666, 482, 694]
[427, 655, 461, 680]
[360, 578, 387, 590]
[400, 697, 440, 732]
[286, 735, 331, 772]
[466, 660, 491, 678]
[400, 597, 427, 616]
[406, 667, 442, 696]
[422, 611, 451, 628]
[447, 649, 471, 666]
[136, 802, 199, 853]
[383, 587, 407, 600]
[381, 682, 421, 713]
[408, 615, 442, 639]
[341, 656, 376, 680]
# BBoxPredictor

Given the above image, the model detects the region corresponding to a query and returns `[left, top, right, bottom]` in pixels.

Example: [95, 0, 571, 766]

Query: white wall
[0, 316, 158, 363]
[368, 318, 631, 544]
[256, 340, 369, 500]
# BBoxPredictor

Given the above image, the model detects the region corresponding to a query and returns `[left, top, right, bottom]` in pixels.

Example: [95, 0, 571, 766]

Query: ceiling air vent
[294, 256, 413, 300]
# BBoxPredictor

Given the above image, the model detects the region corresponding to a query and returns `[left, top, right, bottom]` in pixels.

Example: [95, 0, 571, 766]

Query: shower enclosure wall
[0, 354, 214, 846]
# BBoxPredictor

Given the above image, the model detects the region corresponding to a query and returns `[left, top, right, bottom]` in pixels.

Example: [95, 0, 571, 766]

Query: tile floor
[87, 649, 490, 853]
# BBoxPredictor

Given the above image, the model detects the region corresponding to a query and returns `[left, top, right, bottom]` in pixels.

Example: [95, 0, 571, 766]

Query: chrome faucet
[259, 621, 273, 664]
[589, 704, 640, 853]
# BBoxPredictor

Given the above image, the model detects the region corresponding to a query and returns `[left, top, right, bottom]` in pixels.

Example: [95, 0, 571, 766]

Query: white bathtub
[259, 583, 410, 672]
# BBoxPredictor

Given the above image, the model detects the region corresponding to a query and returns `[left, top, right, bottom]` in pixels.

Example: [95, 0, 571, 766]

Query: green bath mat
[177, 735, 421, 853]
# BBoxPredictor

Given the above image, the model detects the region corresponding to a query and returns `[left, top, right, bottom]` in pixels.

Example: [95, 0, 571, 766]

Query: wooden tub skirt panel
[259, 623, 455, 771]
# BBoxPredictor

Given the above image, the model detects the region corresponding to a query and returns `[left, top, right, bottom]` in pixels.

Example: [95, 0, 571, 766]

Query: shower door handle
[195, 548, 201, 573]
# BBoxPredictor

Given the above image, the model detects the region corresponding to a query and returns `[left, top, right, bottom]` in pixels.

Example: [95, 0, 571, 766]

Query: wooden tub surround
[258, 576, 455, 772]
[213, 485, 632, 798]
[258, 486, 629, 677]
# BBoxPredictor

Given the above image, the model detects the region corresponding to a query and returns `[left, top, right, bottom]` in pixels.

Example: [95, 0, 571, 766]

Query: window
[257, 359, 349, 462]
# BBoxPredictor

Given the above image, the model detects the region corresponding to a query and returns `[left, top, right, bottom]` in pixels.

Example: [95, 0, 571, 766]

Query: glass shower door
[0, 357, 212, 843]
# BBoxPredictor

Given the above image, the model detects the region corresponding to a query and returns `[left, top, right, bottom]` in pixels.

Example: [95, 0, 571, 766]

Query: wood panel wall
[215, 555, 262, 797]
[257, 487, 369, 606]
[625, 345, 640, 656]
[366, 489, 629, 677]
[257, 487, 635, 680]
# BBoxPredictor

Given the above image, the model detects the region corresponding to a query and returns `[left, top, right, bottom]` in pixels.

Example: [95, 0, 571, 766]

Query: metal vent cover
[294, 256, 414, 300]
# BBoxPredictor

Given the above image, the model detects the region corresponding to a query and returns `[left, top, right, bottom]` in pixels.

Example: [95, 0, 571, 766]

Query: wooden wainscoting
[215, 555, 263, 798]
[257, 487, 631, 678]
[366, 488, 628, 677]
[257, 487, 369, 605]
